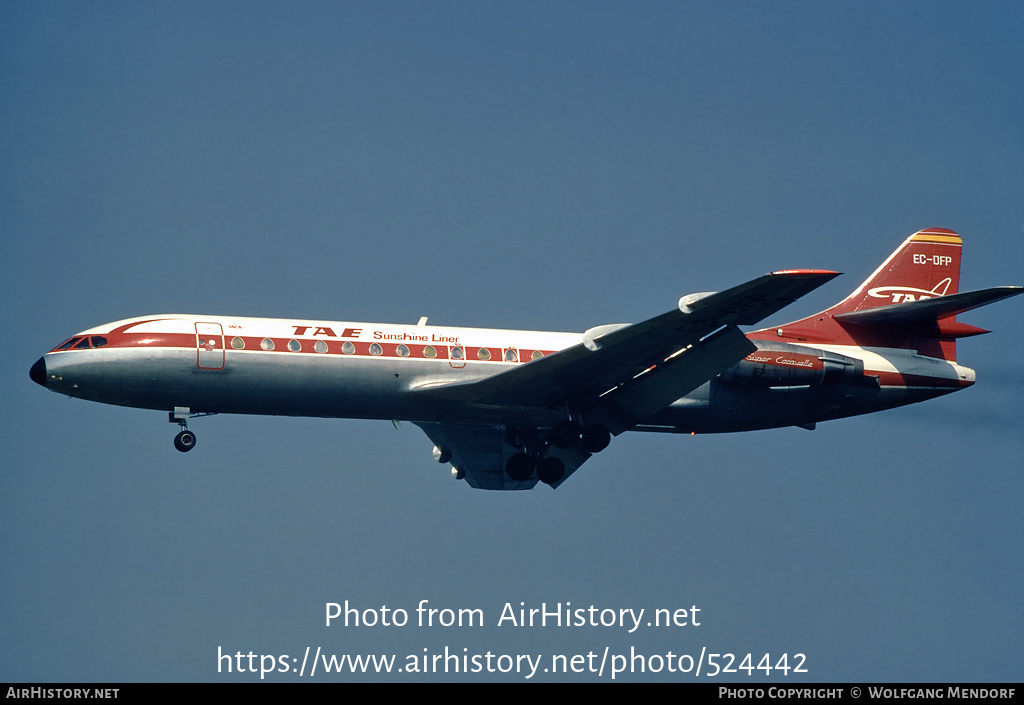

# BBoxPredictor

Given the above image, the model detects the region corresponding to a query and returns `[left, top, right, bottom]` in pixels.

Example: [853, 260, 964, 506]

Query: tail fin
[830, 228, 962, 315]
[757, 229, 1023, 361]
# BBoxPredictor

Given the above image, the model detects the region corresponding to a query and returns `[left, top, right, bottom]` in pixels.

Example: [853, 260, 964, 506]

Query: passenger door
[195, 322, 225, 370]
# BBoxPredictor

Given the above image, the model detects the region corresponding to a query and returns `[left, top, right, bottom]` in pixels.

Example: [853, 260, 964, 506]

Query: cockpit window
[74, 337, 92, 349]
[56, 337, 80, 351]
[90, 336, 108, 348]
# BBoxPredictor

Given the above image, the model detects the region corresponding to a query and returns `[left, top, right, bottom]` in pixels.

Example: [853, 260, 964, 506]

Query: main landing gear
[170, 407, 196, 452]
[506, 452, 562, 484]
[504, 422, 611, 485]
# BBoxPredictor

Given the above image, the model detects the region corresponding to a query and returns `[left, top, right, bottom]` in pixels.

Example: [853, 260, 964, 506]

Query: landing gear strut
[546, 420, 579, 449]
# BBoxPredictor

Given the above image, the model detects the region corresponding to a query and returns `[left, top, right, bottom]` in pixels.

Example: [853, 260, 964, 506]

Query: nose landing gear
[168, 406, 215, 453]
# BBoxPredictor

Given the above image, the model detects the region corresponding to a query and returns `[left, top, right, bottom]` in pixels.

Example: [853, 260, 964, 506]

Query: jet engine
[719, 342, 866, 388]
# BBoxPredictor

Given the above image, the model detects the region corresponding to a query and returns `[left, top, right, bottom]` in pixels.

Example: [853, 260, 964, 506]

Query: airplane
[30, 228, 1022, 490]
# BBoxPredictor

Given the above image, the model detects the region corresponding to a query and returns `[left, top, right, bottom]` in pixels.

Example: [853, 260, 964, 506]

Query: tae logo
[868, 278, 952, 304]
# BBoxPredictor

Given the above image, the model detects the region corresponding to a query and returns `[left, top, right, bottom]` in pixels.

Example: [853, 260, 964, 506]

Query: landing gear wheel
[581, 424, 611, 453]
[537, 456, 565, 485]
[506, 452, 536, 481]
[174, 430, 197, 452]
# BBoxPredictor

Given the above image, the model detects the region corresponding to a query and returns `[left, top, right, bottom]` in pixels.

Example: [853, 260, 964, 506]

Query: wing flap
[587, 324, 755, 434]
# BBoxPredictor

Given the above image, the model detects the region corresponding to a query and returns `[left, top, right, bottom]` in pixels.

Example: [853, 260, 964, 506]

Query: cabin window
[341, 341, 356, 354]
[261, 338, 275, 351]
[423, 345, 437, 358]
[314, 340, 328, 353]
[504, 349, 518, 362]
[531, 350, 544, 361]
[450, 346, 464, 360]
[477, 348, 491, 361]
[369, 343, 383, 356]
[231, 337, 245, 349]
[396, 344, 410, 357]
[288, 339, 302, 352]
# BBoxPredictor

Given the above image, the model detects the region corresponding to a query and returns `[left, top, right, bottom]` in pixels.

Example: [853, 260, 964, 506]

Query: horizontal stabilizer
[835, 286, 1023, 328]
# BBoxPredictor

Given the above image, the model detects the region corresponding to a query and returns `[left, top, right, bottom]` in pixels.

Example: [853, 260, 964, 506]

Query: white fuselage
[34, 313, 973, 433]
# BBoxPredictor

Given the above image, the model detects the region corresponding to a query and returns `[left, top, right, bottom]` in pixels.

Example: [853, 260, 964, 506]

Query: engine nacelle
[719, 342, 865, 387]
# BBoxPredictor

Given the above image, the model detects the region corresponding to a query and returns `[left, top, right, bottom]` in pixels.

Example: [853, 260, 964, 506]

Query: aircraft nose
[30, 357, 47, 387]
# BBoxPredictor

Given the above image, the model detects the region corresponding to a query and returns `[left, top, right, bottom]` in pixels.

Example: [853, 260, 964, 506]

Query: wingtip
[770, 269, 841, 278]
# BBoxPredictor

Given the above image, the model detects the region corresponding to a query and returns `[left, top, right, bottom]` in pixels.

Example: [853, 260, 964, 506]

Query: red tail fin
[752, 229, 981, 361]
[829, 228, 962, 315]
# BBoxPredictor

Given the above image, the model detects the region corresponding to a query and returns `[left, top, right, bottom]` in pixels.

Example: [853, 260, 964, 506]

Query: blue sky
[2, 1, 1022, 682]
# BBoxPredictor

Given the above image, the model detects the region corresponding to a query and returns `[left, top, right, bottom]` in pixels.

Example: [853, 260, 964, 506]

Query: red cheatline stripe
[50, 330, 554, 362]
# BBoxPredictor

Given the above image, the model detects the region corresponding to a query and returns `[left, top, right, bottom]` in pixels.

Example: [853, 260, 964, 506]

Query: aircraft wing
[413, 270, 839, 432]
[410, 270, 837, 489]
